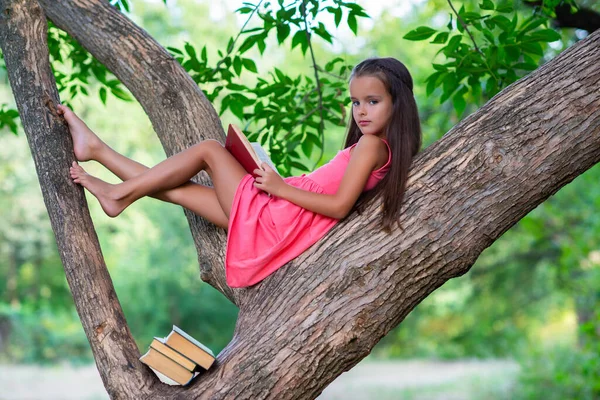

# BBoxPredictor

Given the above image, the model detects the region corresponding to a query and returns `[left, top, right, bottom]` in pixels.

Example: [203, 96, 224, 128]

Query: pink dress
[225, 139, 391, 288]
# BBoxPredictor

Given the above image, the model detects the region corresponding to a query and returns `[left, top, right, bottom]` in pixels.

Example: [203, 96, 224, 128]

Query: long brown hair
[344, 57, 422, 232]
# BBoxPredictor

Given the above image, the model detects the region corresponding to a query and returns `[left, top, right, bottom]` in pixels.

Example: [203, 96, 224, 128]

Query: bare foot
[57, 105, 104, 162]
[70, 162, 128, 217]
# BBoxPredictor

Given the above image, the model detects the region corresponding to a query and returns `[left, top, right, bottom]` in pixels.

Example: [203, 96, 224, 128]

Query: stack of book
[139, 325, 215, 386]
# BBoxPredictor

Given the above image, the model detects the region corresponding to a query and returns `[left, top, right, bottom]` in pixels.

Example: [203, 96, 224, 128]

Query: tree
[0, 0, 599, 398]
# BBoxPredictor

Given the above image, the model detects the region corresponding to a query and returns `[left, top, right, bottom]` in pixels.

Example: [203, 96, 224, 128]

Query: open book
[225, 124, 279, 176]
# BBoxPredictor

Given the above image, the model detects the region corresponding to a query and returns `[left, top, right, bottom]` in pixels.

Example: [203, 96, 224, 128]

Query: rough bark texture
[2, 0, 600, 398]
[0, 0, 155, 397]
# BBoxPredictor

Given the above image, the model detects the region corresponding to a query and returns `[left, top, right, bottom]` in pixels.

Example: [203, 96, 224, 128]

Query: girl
[58, 57, 421, 288]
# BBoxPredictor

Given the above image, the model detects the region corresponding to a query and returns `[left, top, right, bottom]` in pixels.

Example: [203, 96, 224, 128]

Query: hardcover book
[225, 124, 279, 177]
[139, 347, 196, 385]
[139, 325, 215, 386]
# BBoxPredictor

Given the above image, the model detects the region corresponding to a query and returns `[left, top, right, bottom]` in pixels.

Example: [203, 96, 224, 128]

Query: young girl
[58, 57, 421, 288]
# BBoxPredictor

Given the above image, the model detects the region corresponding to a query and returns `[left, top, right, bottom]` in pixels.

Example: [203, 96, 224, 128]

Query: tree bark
[2, 0, 600, 398]
[0, 0, 156, 397]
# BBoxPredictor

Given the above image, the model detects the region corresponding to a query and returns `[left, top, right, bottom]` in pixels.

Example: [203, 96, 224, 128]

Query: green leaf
[490, 15, 513, 32]
[314, 22, 333, 43]
[274, 68, 286, 82]
[505, 44, 520, 61]
[528, 29, 561, 43]
[306, 132, 321, 147]
[99, 87, 107, 104]
[440, 73, 459, 103]
[518, 42, 544, 56]
[226, 83, 247, 91]
[470, 77, 482, 99]
[443, 35, 462, 55]
[460, 12, 482, 22]
[166, 46, 183, 56]
[425, 71, 446, 96]
[290, 160, 310, 171]
[238, 34, 258, 54]
[276, 24, 291, 44]
[483, 29, 496, 44]
[431, 32, 449, 44]
[110, 87, 132, 101]
[230, 102, 245, 120]
[301, 136, 314, 157]
[247, 131, 259, 142]
[184, 42, 197, 59]
[325, 57, 344, 72]
[291, 30, 307, 51]
[242, 58, 257, 73]
[518, 16, 547, 38]
[237, 6, 254, 14]
[333, 7, 342, 27]
[485, 76, 498, 95]
[512, 62, 538, 71]
[257, 36, 267, 54]
[480, 0, 494, 10]
[403, 26, 437, 41]
[233, 56, 242, 76]
[347, 13, 358, 35]
[484, 18, 496, 30]
[452, 85, 468, 116]
[496, 4, 514, 13]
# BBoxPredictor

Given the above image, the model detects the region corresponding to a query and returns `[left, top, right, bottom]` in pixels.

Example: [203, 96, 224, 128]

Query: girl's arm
[253, 135, 386, 219]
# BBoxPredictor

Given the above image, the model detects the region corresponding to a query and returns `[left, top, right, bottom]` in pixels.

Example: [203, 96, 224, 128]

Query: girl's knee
[204, 139, 223, 149]
[191, 139, 222, 158]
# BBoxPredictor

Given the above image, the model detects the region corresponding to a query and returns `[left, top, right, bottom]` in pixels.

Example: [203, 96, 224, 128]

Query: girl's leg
[66, 122, 247, 218]
[59, 105, 236, 228]
[70, 141, 246, 218]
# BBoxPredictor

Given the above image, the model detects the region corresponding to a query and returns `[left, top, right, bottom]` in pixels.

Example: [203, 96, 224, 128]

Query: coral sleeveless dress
[225, 139, 391, 288]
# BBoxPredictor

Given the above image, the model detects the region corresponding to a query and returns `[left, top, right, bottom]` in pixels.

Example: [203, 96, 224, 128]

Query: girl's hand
[253, 163, 286, 197]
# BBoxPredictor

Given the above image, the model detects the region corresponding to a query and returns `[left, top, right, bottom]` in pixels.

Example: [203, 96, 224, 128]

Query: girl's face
[349, 75, 393, 138]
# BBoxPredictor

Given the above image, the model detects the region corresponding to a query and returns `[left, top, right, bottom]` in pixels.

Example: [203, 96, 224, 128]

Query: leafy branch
[301, 0, 325, 169]
[404, 0, 562, 118]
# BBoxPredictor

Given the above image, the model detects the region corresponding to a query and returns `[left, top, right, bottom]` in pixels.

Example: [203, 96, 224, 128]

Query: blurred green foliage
[0, 0, 598, 397]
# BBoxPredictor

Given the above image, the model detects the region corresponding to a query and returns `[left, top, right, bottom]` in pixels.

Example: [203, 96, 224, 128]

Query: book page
[149, 367, 199, 386]
[251, 143, 280, 175]
[149, 367, 180, 385]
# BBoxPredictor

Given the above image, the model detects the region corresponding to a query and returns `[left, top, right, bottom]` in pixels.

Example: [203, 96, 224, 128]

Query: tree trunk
[0, 1, 155, 397]
[1, 0, 600, 399]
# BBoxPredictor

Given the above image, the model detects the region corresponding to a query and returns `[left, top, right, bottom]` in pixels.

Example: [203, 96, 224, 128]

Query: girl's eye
[369, 100, 378, 105]
[352, 101, 359, 106]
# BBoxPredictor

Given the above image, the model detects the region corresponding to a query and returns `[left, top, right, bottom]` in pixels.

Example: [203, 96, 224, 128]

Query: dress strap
[373, 138, 392, 173]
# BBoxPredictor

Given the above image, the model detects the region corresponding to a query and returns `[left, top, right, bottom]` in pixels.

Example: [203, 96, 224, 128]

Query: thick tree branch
[0, 0, 155, 396]
[158, 28, 600, 399]
[38, 0, 237, 302]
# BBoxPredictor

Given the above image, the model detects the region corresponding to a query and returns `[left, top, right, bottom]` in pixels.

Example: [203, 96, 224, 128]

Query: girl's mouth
[359, 121, 370, 126]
